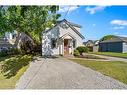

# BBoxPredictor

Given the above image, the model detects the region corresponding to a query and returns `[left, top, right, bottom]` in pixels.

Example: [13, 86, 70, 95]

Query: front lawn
[0, 55, 32, 89]
[91, 52, 127, 58]
[70, 59, 127, 84]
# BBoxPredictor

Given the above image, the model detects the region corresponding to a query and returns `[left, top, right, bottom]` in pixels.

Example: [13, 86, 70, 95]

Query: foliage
[9, 48, 22, 55]
[73, 49, 80, 56]
[0, 6, 8, 35]
[76, 46, 89, 55]
[0, 55, 32, 78]
[0, 50, 8, 57]
[87, 46, 93, 52]
[0, 55, 30, 89]
[71, 59, 127, 84]
[0, 48, 22, 57]
[1, 6, 60, 43]
[100, 35, 114, 41]
[0, 6, 61, 53]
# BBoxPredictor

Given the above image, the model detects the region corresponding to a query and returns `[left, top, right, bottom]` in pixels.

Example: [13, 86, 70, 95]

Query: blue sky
[58, 6, 127, 41]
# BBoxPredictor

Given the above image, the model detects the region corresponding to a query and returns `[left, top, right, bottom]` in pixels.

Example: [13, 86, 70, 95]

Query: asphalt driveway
[16, 57, 127, 89]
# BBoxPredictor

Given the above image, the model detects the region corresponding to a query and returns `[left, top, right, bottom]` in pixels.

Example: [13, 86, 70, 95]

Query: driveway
[16, 57, 127, 89]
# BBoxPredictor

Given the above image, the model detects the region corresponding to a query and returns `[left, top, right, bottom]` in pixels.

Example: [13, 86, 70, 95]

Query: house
[99, 36, 127, 53]
[0, 31, 34, 52]
[83, 40, 99, 52]
[0, 31, 17, 51]
[42, 19, 85, 56]
[83, 40, 94, 47]
[93, 40, 99, 52]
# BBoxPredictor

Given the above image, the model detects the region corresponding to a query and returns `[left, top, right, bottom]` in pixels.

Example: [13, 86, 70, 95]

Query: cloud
[92, 24, 96, 27]
[59, 6, 79, 13]
[113, 26, 125, 30]
[85, 6, 106, 14]
[110, 20, 127, 26]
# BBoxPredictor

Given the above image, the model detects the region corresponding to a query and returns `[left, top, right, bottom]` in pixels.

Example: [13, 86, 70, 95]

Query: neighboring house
[99, 36, 127, 53]
[83, 40, 94, 47]
[0, 31, 17, 51]
[83, 40, 99, 52]
[93, 40, 99, 52]
[42, 19, 85, 56]
[0, 31, 33, 52]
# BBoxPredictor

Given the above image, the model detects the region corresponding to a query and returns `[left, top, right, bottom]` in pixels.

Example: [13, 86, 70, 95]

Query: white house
[42, 19, 85, 56]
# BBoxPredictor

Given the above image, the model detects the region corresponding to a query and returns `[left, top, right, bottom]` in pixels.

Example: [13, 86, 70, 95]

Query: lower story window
[73, 40, 76, 48]
[51, 38, 57, 49]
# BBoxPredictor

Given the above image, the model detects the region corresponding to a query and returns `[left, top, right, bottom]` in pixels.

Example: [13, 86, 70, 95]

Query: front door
[64, 39, 69, 55]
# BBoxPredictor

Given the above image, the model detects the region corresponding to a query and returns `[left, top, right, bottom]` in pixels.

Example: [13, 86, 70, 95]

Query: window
[51, 38, 57, 49]
[73, 40, 76, 48]
[12, 34, 16, 39]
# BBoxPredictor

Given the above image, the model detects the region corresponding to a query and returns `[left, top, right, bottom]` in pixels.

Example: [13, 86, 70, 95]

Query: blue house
[99, 36, 127, 53]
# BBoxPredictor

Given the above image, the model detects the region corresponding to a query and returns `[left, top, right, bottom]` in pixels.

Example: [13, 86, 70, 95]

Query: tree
[0, 6, 61, 53]
[100, 35, 114, 41]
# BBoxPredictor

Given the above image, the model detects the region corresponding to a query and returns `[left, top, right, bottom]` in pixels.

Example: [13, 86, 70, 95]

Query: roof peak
[57, 19, 82, 28]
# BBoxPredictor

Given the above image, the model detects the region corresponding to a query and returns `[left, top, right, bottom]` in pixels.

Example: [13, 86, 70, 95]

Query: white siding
[73, 26, 80, 32]
[42, 27, 60, 55]
[59, 22, 83, 47]
[42, 21, 84, 56]
[123, 42, 127, 53]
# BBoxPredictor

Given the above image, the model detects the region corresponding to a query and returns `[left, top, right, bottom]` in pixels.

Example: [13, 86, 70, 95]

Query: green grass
[0, 65, 29, 89]
[0, 55, 32, 89]
[70, 59, 127, 84]
[91, 52, 127, 58]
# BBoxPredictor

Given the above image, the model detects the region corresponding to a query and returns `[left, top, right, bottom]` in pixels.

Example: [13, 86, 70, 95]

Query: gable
[58, 20, 84, 39]
[43, 19, 84, 39]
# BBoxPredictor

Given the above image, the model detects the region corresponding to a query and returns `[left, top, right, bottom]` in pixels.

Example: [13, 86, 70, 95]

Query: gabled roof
[99, 36, 127, 43]
[43, 19, 85, 39]
[57, 19, 82, 28]
[83, 40, 94, 45]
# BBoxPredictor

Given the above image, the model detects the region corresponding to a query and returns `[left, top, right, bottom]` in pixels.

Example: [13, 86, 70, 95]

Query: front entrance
[64, 39, 69, 55]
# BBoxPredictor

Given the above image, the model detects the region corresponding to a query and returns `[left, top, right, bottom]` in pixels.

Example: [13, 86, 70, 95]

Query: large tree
[100, 35, 114, 41]
[0, 6, 61, 53]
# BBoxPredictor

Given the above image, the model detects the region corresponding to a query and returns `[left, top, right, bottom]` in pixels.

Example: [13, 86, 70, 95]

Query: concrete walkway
[16, 57, 127, 89]
[88, 53, 127, 62]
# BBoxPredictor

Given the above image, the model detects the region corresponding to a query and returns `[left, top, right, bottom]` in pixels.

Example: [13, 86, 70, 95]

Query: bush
[87, 46, 93, 52]
[1, 55, 32, 78]
[0, 48, 22, 57]
[9, 48, 21, 55]
[76, 46, 89, 55]
[0, 50, 8, 57]
[73, 49, 80, 56]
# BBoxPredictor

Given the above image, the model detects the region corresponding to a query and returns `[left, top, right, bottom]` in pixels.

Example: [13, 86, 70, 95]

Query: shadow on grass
[0, 55, 32, 79]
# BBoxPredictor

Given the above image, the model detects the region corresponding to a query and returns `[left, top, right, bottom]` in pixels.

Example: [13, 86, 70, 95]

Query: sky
[58, 6, 127, 41]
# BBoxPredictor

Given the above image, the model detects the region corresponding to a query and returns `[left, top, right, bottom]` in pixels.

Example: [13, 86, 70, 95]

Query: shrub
[0, 48, 22, 57]
[73, 49, 80, 56]
[9, 48, 21, 55]
[0, 50, 8, 57]
[1, 55, 32, 78]
[87, 46, 93, 52]
[76, 46, 89, 55]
